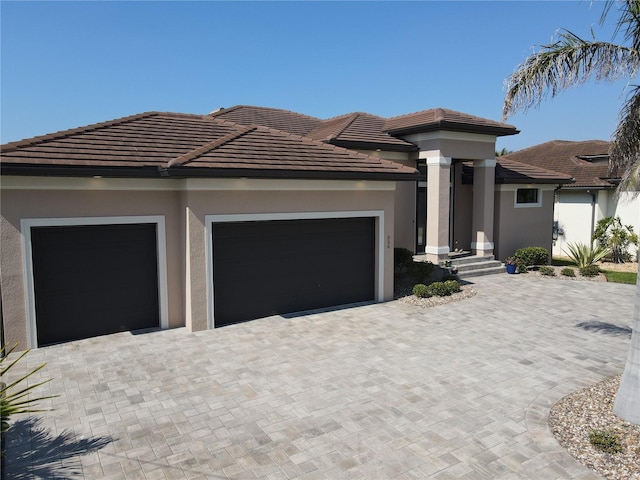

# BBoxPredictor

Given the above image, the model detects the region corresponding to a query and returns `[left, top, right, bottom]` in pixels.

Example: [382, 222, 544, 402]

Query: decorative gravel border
[549, 376, 640, 480]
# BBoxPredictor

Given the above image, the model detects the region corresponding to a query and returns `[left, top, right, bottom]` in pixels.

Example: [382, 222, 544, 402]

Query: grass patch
[601, 270, 637, 285]
[552, 257, 577, 267]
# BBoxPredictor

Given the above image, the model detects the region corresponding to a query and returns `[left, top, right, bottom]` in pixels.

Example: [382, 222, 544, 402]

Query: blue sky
[1, 1, 635, 152]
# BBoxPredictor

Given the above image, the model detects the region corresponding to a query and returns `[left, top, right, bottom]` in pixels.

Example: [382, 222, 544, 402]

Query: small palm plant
[562, 242, 610, 269]
[1, 344, 55, 433]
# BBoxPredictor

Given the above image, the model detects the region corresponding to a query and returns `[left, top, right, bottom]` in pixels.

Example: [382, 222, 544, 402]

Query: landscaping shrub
[539, 266, 556, 276]
[580, 264, 601, 277]
[443, 280, 461, 294]
[593, 216, 639, 263]
[412, 280, 461, 298]
[563, 242, 609, 268]
[412, 284, 431, 298]
[394, 247, 414, 275]
[514, 246, 549, 266]
[409, 261, 435, 281]
[560, 267, 576, 277]
[589, 430, 622, 454]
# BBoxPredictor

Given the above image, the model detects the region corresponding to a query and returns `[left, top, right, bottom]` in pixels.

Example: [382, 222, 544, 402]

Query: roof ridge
[325, 113, 360, 141]
[208, 105, 321, 122]
[1, 112, 159, 151]
[168, 124, 257, 167]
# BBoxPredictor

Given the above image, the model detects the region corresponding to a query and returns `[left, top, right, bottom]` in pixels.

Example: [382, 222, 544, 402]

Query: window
[515, 188, 541, 207]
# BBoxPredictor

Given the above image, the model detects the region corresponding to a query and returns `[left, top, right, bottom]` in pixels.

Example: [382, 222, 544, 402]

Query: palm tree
[503, 0, 640, 425]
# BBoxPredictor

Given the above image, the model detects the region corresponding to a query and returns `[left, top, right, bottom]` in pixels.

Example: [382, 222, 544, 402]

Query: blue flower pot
[506, 264, 517, 274]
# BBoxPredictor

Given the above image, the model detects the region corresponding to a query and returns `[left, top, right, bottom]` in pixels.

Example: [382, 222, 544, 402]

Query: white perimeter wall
[553, 189, 640, 258]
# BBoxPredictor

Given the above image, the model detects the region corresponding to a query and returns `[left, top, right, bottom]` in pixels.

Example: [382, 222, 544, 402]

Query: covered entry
[29, 223, 161, 345]
[211, 216, 376, 327]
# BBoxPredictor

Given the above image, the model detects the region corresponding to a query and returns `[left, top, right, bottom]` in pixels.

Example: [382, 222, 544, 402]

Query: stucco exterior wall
[553, 189, 640, 258]
[1, 176, 397, 348]
[359, 150, 415, 252]
[552, 191, 595, 257]
[494, 185, 555, 261]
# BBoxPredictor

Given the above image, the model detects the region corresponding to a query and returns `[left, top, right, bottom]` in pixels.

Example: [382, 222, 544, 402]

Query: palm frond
[609, 0, 640, 52]
[503, 30, 639, 120]
[610, 85, 640, 192]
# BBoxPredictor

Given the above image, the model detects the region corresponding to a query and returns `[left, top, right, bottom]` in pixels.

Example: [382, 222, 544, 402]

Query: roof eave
[165, 167, 420, 181]
[327, 139, 418, 153]
[0, 164, 419, 182]
[386, 122, 519, 138]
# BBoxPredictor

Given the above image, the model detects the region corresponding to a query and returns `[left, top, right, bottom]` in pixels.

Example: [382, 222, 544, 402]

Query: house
[0, 106, 571, 349]
[502, 140, 640, 258]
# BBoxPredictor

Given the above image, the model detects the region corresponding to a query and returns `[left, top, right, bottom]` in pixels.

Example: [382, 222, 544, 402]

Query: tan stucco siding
[0, 187, 185, 348]
[494, 186, 555, 261]
[1, 177, 396, 348]
[182, 188, 396, 331]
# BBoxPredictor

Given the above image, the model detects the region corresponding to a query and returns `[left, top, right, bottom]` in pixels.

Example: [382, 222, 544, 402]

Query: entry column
[423, 152, 451, 263]
[472, 159, 495, 257]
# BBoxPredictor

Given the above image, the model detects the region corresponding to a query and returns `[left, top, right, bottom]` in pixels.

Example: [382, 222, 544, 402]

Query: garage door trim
[21, 215, 169, 348]
[205, 210, 385, 329]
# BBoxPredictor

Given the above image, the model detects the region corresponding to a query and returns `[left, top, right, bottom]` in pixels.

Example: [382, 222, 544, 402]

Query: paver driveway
[2, 274, 635, 479]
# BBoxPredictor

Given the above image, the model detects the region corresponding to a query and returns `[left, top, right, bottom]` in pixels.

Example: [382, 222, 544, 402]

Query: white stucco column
[422, 152, 451, 263]
[471, 158, 495, 257]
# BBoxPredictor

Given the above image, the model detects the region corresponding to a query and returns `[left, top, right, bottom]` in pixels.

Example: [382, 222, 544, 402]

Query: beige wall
[494, 185, 555, 261]
[359, 150, 415, 252]
[1, 176, 396, 348]
[452, 162, 473, 251]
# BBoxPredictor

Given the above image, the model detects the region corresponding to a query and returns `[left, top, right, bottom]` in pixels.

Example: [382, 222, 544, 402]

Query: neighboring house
[503, 140, 640, 258]
[0, 106, 571, 349]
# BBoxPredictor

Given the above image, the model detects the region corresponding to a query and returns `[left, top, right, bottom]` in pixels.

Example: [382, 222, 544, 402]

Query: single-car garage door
[30, 223, 160, 345]
[212, 217, 375, 327]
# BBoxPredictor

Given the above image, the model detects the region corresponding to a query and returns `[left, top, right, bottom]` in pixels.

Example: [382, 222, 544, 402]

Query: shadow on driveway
[576, 320, 632, 337]
[2, 417, 113, 479]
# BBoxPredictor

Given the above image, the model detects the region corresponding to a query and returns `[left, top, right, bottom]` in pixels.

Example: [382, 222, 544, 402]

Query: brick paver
[3, 274, 635, 479]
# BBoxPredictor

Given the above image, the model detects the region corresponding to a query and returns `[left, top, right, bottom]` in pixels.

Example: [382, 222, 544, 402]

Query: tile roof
[384, 108, 519, 137]
[502, 140, 616, 188]
[1, 112, 418, 180]
[307, 112, 417, 152]
[207, 105, 515, 150]
[494, 157, 573, 184]
[209, 105, 321, 137]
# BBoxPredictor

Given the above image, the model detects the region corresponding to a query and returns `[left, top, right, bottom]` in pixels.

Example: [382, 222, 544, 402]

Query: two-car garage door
[212, 217, 376, 327]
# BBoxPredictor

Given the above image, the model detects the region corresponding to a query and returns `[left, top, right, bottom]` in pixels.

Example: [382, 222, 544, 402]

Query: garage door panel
[213, 217, 375, 326]
[31, 223, 160, 345]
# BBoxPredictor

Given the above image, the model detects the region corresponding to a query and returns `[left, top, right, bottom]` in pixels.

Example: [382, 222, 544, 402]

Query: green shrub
[412, 280, 461, 298]
[428, 282, 450, 297]
[409, 261, 435, 281]
[539, 266, 556, 276]
[560, 267, 576, 277]
[514, 246, 549, 266]
[593, 216, 639, 263]
[580, 264, 601, 277]
[563, 242, 609, 268]
[443, 280, 461, 294]
[394, 248, 414, 275]
[412, 284, 431, 298]
[589, 430, 622, 454]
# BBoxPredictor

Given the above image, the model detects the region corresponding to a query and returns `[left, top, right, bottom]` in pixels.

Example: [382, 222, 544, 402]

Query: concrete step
[454, 260, 502, 273]
[455, 265, 506, 278]
[448, 255, 495, 266]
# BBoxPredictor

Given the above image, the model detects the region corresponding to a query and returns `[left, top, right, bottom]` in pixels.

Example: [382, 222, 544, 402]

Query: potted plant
[505, 256, 524, 274]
